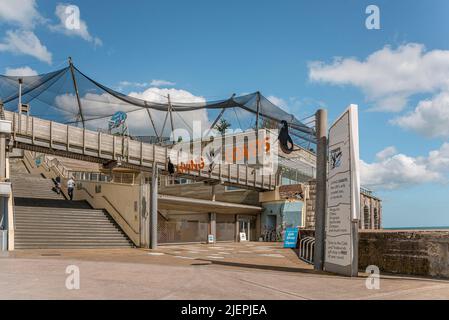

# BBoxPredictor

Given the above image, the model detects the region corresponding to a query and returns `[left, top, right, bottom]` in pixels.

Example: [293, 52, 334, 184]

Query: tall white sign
[325, 104, 360, 276]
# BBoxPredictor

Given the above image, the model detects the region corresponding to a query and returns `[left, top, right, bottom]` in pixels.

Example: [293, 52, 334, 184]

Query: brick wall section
[305, 180, 316, 228]
[298, 229, 449, 278]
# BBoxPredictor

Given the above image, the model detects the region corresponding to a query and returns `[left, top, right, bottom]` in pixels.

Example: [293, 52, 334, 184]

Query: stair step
[9, 159, 133, 249]
[16, 235, 129, 240]
[15, 223, 119, 228]
[15, 244, 133, 249]
[14, 210, 108, 216]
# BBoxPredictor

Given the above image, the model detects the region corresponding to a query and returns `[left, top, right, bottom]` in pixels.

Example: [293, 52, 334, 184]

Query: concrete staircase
[10, 159, 134, 249]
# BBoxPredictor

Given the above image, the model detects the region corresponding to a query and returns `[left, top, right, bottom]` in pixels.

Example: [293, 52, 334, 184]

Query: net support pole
[314, 109, 327, 271]
[68, 57, 85, 128]
[18, 79, 22, 114]
[150, 163, 158, 249]
[167, 94, 175, 143]
[255, 91, 261, 165]
[144, 102, 159, 141]
[17, 79, 22, 132]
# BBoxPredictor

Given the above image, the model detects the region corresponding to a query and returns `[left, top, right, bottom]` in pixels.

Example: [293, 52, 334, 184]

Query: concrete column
[139, 173, 150, 248]
[235, 215, 239, 242]
[0, 132, 7, 180]
[209, 184, 217, 243]
[209, 213, 216, 243]
[255, 213, 261, 240]
[0, 119, 11, 250]
[150, 166, 158, 249]
[314, 109, 327, 271]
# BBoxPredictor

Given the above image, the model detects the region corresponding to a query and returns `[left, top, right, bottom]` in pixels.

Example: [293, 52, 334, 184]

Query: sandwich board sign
[325, 104, 360, 277]
[283, 227, 299, 248]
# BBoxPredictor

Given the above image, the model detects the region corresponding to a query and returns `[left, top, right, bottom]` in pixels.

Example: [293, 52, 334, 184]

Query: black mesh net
[0, 64, 316, 146]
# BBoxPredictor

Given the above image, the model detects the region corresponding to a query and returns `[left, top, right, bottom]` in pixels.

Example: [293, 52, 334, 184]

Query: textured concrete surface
[1, 242, 449, 299]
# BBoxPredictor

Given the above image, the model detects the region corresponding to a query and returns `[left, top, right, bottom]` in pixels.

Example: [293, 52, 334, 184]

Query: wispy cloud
[5, 66, 38, 76]
[0, 0, 45, 29]
[309, 43, 449, 112]
[150, 79, 176, 87]
[361, 144, 449, 189]
[0, 30, 52, 64]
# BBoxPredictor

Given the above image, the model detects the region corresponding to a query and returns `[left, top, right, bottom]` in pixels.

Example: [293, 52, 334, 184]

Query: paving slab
[1, 242, 448, 299]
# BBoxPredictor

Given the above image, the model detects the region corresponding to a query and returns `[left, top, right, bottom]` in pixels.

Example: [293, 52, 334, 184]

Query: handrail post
[150, 161, 158, 249]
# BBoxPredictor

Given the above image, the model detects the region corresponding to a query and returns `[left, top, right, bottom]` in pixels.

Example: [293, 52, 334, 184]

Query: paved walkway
[1, 242, 449, 299]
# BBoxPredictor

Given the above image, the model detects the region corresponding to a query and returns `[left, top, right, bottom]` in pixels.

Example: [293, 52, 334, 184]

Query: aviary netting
[0, 60, 316, 149]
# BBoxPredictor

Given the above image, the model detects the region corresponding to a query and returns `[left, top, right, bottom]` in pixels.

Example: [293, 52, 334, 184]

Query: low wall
[69, 179, 142, 246]
[299, 229, 449, 278]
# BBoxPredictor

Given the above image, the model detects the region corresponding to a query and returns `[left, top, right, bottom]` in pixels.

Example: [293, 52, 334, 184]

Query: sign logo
[330, 147, 342, 169]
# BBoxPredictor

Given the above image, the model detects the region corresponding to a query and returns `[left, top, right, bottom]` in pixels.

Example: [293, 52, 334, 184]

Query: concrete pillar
[0, 119, 11, 250]
[208, 184, 217, 243]
[0, 133, 6, 180]
[139, 173, 150, 248]
[209, 212, 216, 243]
[150, 166, 158, 249]
[235, 215, 239, 242]
[314, 109, 327, 271]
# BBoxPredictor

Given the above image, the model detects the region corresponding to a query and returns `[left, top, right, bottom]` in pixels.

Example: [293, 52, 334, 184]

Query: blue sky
[2, 0, 449, 227]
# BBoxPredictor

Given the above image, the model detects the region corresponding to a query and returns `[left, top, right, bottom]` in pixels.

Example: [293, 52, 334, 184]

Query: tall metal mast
[167, 94, 175, 143]
[68, 57, 85, 128]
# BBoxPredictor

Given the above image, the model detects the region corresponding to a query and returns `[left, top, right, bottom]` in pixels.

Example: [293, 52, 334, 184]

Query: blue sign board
[283, 227, 299, 248]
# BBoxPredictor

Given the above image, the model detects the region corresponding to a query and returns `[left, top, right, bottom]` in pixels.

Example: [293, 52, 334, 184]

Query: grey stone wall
[298, 229, 449, 278]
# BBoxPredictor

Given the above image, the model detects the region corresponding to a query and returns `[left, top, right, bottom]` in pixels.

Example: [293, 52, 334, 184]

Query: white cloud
[308, 43, 449, 112]
[0, 30, 52, 64]
[267, 95, 287, 109]
[119, 81, 148, 88]
[49, 4, 102, 46]
[150, 79, 176, 87]
[360, 144, 449, 189]
[129, 87, 209, 137]
[54, 88, 210, 138]
[0, 0, 44, 28]
[392, 92, 449, 138]
[5, 66, 38, 76]
[375, 146, 397, 161]
[116, 81, 149, 91]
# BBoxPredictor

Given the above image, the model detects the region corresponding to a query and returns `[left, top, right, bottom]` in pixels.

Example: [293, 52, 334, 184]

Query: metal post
[209, 184, 217, 243]
[18, 79, 22, 132]
[145, 102, 159, 141]
[255, 92, 261, 166]
[68, 57, 85, 128]
[150, 164, 158, 249]
[314, 109, 327, 271]
[255, 92, 260, 130]
[167, 94, 175, 144]
[18, 78, 22, 114]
